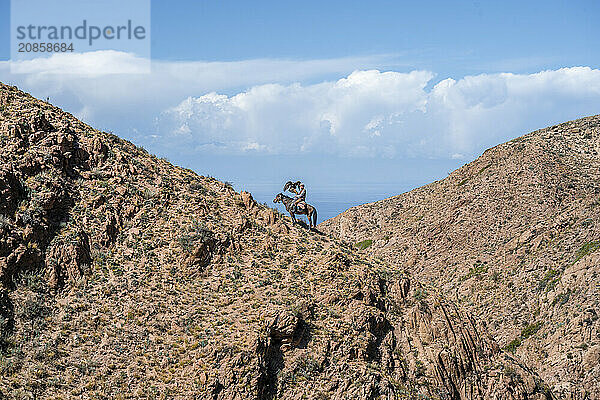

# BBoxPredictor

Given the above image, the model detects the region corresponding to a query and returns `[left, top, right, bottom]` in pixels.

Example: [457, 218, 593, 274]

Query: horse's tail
[312, 207, 317, 227]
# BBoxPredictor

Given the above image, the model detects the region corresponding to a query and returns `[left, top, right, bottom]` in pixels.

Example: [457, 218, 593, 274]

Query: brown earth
[320, 115, 600, 399]
[0, 82, 552, 399]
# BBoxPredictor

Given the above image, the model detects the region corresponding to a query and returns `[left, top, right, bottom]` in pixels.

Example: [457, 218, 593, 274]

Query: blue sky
[0, 0, 599, 221]
[150, 1, 598, 72]
[2, 1, 598, 72]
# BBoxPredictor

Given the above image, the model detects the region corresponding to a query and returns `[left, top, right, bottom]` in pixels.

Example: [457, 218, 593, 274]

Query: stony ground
[320, 115, 600, 399]
[0, 82, 552, 399]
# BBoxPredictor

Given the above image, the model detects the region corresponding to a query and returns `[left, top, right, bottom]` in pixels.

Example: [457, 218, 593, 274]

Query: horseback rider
[291, 183, 306, 213]
[274, 181, 317, 228]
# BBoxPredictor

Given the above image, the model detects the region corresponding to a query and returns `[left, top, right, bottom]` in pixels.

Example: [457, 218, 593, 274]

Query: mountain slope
[320, 115, 600, 399]
[0, 82, 551, 399]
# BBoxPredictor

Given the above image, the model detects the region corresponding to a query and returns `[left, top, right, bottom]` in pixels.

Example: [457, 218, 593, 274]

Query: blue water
[177, 154, 465, 224]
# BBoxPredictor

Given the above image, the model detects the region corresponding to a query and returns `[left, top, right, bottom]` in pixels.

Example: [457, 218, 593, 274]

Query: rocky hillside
[0, 85, 551, 400]
[0, 84, 555, 399]
[320, 115, 600, 399]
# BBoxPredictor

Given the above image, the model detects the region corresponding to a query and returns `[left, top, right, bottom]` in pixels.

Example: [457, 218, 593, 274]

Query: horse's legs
[289, 212, 296, 223]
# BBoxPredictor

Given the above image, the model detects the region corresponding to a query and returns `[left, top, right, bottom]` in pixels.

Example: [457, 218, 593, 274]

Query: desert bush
[574, 241, 600, 263]
[538, 268, 560, 291]
[354, 239, 373, 250]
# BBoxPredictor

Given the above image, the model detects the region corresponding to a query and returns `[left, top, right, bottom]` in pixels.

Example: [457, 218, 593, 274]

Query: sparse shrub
[189, 182, 206, 194]
[552, 289, 572, 307]
[574, 241, 600, 263]
[235, 197, 245, 207]
[354, 239, 373, 250]
[521, 321, 542, 339]
[142, 188, 155, 199]
[18, 293, 51, 339]
[503, 365, 518, 378]
[491, 271, 501, 282]
[478, 164, 492, 175]
[231, 265, 243, 281]
[461, 261, 488, 281]
[413, 288, 428, 300]
[0, 215, 12, 231]
[294, 354, 321, 379]
[415, 360, 426, 377]
[177, 222, 212, 254]
[504, 321, 542, 353]
[539, 268, 560, 291]
[504, 338, 522, 353]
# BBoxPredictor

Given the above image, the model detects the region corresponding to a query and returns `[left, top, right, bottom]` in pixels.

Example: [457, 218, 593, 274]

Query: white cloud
[157, 66, 600, 157]
[1, 52, 600, 159]
[0, 50, 402, 140]
[157, 70, 433, 156]
[9, 50, 150, 75]
[427, 67, 600, 154]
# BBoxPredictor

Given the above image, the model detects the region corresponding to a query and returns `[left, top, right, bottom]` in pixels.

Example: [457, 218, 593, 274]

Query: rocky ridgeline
[320, 115, 600, 399]
[0, 82, 551, 399]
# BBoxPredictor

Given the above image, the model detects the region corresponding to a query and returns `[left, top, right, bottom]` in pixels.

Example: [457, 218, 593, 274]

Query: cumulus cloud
[157, 70, 433, 156]
[158, 67, 600, 157]
[1, 52, 599, 159]
[427, 68, 600, 154]
[0, 50, 402, 139]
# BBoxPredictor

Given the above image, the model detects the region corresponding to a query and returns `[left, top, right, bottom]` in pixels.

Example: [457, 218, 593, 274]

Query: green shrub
[354, 239, 373, 250]
[574, 241, 600, 263]
[177, 226, 213, 255]
[538, 268, 560, 291]
[461, 261, 488, 281]
[503, 365, 517, 378]
[478, 164, 492, 175]
[521, 321, 542, 339]
[490, 271, 501, 282]
[504, 321, 542, 353]
[504, 337, 522, 353]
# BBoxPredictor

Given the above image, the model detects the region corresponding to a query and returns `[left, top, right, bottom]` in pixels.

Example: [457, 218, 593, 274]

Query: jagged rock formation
[320, 115, 600, 399]
[0, 82, 551, 399]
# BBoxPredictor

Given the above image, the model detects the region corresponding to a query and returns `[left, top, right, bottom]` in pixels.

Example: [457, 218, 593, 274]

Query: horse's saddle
[294, 201, 307, 212]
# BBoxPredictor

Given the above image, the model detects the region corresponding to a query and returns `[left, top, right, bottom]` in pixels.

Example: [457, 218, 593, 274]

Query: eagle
[283, 180, 302, 194]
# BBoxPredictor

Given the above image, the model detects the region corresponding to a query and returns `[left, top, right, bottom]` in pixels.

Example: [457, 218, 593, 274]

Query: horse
[273, 193, 318, 229]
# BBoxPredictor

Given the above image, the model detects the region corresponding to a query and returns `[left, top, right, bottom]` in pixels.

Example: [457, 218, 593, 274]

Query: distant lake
[181, 154, 464, 224]
[234, 182, 415, 223]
